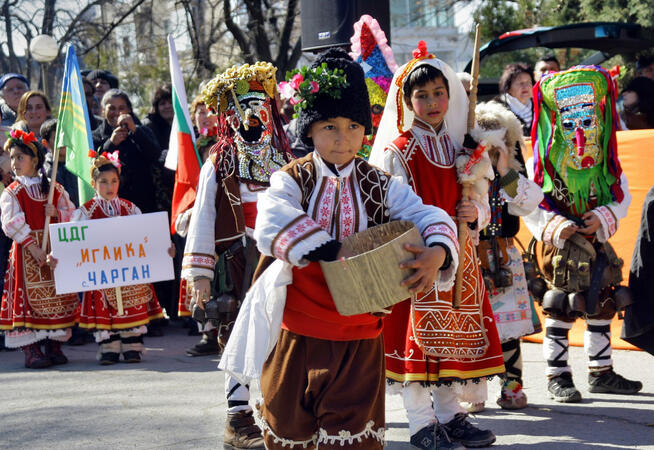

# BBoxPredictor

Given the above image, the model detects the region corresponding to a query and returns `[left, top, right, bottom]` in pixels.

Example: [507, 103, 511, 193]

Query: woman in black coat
[142, 84, 175, 215]
[92, 89, 161, 213]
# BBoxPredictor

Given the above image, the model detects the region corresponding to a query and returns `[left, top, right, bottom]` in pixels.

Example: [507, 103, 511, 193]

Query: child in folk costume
[524, 66, 642, 402]
[0, 129, 78, 368]
[469, 101, 544, 411]
[182, 62, 291, 449]
[73, 152, 170, 364]
[369, 42, 504, 449]
[252, 48, 458, 450]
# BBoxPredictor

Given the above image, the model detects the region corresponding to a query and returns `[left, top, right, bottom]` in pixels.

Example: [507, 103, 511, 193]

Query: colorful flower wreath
[202, 62, 278, 114]
[279, 63, 349, 116]
[88, 149, 121, 172]
[196, 126, 218, 149]
[4, 129, 38, 155]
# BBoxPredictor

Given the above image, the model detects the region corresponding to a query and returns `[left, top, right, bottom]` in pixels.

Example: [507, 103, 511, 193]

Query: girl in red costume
[73, 152, 172, 365]
[0, 129, 78, 368]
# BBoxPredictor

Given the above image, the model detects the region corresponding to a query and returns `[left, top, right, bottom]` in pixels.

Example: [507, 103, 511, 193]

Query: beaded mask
[533, 66, 623, 214]
[225, 81, 286, 184]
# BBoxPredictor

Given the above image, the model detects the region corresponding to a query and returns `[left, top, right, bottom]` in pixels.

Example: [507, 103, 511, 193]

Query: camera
[192, 293, 238, 327]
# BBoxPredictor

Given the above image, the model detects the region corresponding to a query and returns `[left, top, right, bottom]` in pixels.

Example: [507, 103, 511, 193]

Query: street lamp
[29, 34, 59, 99]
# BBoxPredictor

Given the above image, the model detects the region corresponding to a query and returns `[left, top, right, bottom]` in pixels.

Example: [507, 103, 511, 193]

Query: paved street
[2, 321, 653, 449]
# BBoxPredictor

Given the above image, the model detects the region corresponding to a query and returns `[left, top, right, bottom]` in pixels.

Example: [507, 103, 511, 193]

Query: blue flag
[54, 45, 95, 204]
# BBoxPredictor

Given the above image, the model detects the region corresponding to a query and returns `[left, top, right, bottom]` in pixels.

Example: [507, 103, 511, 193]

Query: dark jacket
[142, 113, 171, 152]
[44, 152, 79, 207]
[0, 102, 16, 127]
[142, 113, 175, 213]
[92, 119, 161, 213]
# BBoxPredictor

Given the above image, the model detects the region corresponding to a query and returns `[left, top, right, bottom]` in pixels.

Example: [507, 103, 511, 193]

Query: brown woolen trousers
[259, 329, 385, 449]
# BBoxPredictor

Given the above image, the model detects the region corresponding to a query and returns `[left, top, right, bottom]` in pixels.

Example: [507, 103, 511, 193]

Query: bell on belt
[542, 288, 568, 315]
[568, 292, 585, 318]
[528, 277, 547, 301]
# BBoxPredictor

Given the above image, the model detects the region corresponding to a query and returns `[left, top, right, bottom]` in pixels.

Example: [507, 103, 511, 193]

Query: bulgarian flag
[165, 35, 202, 234]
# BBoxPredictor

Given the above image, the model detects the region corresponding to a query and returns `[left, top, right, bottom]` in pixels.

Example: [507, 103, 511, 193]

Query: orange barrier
[517, 130, 654, 350]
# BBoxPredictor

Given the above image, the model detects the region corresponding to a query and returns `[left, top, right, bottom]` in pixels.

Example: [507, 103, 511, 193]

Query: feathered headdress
[532, 65, 623, 214]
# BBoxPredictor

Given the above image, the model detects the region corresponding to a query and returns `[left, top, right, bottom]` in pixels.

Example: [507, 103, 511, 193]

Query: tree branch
[80, 0, 148, 56]
[224, 0, 253, 63]
[274, 0, 298, 69]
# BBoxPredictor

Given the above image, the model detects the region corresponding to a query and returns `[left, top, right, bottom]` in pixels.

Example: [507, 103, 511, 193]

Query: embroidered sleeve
[386, 177, 459, 291]
[502, 173, 545, 216]
[182, 162, 219, 280]
[380, 148, 410, 185]
[55, 184, 76, 222]
[0, 189, 32, 245]
[522, 159, 573, 249]
[593, 173, 630, 243]
[254, 171, 332, 267]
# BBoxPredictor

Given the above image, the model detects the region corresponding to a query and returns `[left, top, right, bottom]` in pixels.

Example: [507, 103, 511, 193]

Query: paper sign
[50, 212, 174, 294]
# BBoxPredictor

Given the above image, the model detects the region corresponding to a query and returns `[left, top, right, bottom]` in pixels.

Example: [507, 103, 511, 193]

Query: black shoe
[186, 331, 220, 357]
[588, 369, 643, 394]
[410, 424, 465, 450]
[44, 340, 68, 365]
[67, 333, 87, 346]
[99, 352, 120, 365]
[122, 350, 142, 363]
[548, 372, 582, 403]
[443, 413, 495, 448]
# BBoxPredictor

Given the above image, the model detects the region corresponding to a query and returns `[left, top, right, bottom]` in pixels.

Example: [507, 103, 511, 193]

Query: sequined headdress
[204, 62, 290, 185]
[532, 66, 623, 214]
[202, 62, 277, 114]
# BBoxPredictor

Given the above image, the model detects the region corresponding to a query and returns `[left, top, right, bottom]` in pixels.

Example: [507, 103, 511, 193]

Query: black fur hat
[297, 48, 372, 145]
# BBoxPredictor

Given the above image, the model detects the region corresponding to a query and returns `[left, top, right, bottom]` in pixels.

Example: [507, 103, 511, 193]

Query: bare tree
[223, 0, 302, 77]
[176, 0, 226, 80]
[0, 0, 148, 100]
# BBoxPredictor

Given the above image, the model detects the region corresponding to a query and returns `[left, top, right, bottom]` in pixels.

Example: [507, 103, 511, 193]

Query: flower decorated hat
[4, 129, 40, 156]
[286, 48, 372, 146]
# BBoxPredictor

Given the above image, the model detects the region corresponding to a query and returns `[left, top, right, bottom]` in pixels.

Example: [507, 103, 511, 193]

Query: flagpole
[41, 146, 61, 252]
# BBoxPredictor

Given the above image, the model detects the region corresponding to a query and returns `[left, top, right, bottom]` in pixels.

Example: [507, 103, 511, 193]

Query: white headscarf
[369, 50, 469, 168]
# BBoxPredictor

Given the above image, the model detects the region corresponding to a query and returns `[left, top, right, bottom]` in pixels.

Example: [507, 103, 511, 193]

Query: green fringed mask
[535, 67, 618, 214]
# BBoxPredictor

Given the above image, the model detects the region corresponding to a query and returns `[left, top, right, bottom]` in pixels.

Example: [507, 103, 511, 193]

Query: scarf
[504, 93, 532, 126]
